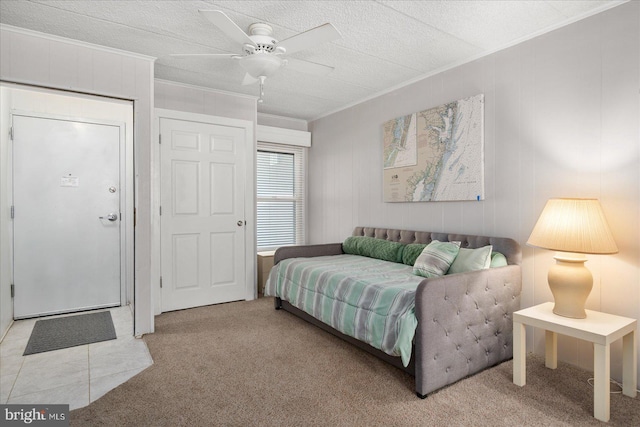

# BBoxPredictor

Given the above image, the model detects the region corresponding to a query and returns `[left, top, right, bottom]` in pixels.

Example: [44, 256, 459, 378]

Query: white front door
[12, 114, 123, 318]
[160, 118, 247, 312]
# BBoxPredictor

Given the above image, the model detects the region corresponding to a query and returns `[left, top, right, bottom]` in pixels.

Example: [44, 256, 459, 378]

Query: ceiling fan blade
[169, 53, 239, 59]
[199, 10, 257, 47]
[285, 58, 335, 76]
[242, 73, 259, 86]
[276, 23, 341, 55]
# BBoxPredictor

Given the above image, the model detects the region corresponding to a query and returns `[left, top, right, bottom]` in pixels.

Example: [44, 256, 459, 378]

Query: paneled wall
[0, 87, 11, 338]
[155, 79, 256, 123]
[308, 2, 639, 382]
[258, 113, 308, 132]
[0, 25, 155, 336]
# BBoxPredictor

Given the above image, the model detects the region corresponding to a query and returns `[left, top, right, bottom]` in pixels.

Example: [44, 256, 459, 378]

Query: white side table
[513, 302, 637, 422]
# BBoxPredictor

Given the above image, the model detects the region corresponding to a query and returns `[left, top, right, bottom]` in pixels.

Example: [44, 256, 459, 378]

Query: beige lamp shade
[527, 198, 618, 318]
[527, 198, 618, 254]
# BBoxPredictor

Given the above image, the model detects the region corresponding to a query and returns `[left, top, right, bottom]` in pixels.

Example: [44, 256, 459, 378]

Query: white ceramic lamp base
[547, 252, 593, 319]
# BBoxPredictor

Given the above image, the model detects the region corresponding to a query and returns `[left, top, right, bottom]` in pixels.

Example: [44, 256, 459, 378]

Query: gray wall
[0, 25, 155, 336]
[155, 79, 256, 123]
[258, 113, 308, 132]
[308, 2, 639, 382]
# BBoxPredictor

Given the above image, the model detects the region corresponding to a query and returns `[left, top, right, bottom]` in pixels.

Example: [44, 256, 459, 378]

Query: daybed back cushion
[401, 243, 428, 266]
[352, 226, 522, 266]
[343, 236, 405, 263]
[490, 251, 508, 268]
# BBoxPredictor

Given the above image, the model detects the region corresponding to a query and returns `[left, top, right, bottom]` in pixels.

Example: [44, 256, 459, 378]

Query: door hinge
[9, 126, 13, 141]
[10, 284, 14, 298]
[159, 206, 162, 216]
[160, 276, 163, 288]
[10, 206, 14, 219]
[159, 134, 162, 144]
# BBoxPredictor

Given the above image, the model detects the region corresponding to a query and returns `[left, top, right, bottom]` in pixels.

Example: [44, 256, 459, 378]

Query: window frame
[256, 141, 307, 251]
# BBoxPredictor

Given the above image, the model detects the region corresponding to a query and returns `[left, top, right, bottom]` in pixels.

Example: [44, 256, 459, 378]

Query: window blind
[256, 142, 306, 250]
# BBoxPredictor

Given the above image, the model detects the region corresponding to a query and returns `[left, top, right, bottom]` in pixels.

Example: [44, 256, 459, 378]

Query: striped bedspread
[265, 254, 424, 366]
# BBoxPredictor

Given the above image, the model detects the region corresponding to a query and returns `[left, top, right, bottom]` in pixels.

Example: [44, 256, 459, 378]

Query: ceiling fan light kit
[238, 54, 284, 79]
[171, 10, 341, 103]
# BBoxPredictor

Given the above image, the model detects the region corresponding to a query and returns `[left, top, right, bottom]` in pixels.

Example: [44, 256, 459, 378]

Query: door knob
[99, 213, 118, 221]
[237, 220, 244, 226]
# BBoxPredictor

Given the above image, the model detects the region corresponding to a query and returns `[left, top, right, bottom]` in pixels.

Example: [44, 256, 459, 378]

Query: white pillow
[413, 240, 461, 278]
[448, 245, 493, 274]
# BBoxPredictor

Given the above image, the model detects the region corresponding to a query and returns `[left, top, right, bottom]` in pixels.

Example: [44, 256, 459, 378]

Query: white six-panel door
[160, 118, 247, 312]
[13, 114, 122, 318]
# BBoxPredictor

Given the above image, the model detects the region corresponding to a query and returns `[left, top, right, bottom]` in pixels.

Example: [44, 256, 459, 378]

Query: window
[256, 142, 306, 250]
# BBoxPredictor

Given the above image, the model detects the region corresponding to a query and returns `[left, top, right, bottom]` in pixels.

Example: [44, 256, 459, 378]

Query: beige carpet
[71, 297, 639, 426]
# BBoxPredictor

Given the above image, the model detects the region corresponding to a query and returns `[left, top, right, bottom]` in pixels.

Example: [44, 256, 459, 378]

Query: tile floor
[0, 306, 153, 410]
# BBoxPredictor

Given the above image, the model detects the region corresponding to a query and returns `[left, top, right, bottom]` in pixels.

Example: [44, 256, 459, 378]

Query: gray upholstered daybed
[266, 226, 522, 398]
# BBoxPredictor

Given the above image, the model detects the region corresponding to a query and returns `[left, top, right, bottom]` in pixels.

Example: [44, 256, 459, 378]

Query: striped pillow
[412, 240, 461, 278]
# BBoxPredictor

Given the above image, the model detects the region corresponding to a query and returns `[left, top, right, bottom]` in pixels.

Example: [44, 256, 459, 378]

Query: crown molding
[154, 78, 258, 101]
[258, 112, 308, 126]
[310, 0, 629, 122]
[0, 24, 156, 62]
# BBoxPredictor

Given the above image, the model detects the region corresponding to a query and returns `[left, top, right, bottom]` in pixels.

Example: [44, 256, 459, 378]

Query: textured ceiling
[0, 0, 626, 121]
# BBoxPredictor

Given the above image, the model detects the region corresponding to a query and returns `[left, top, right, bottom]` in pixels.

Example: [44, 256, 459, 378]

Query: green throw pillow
[490, 252, 508, 268]
[342, 236, 405, 263]
[448, 245, 493, 274]
[402, 243, 428, 266]
[412, 240, 461, 278]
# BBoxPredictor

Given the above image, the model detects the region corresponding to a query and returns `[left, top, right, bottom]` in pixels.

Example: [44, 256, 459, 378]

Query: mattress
[265, 254, 424, 366]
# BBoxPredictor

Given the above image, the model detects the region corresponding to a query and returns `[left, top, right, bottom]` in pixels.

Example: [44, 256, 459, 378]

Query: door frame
[152, 108, 255, 315]
[11, 109, 134, 313]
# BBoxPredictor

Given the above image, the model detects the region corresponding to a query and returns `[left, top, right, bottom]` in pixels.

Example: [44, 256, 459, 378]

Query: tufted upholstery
[414, 263, 521, 396]
[350, 226, 522, 396]
[352, 226, 522, 266]
[274, 243, 343, 265]
[273, 226, 522, 397]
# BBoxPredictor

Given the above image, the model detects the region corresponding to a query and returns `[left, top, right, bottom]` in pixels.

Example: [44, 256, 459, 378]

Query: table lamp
[527, 198, 618, 318]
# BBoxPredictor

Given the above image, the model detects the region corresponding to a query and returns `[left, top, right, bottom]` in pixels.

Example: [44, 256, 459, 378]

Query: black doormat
[23, 311, 117, 355]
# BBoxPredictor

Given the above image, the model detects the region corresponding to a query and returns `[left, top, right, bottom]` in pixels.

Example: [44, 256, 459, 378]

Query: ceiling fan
[172, 10, 342, 103]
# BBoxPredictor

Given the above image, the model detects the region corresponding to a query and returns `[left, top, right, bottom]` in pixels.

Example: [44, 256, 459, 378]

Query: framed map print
[383, 94, 484, 202]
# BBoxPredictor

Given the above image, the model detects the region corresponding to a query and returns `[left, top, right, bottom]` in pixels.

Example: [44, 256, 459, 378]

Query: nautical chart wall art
[383, 94, 484, 202]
